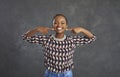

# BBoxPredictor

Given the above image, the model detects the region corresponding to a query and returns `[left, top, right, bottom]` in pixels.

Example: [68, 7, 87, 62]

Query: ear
[65, 25, 68, 30]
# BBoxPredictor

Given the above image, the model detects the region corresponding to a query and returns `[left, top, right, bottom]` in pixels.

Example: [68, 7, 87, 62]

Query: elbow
[90, 35, 96, 42]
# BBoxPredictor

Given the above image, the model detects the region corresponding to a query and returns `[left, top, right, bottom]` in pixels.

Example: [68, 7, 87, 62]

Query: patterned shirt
[23, 34, 96, 73]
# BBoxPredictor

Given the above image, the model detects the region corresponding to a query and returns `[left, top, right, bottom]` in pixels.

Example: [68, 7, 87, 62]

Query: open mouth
[57, 27, 62, 30]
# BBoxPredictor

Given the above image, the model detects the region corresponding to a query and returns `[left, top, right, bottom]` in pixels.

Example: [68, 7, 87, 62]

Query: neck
[55, 33, 64, 39]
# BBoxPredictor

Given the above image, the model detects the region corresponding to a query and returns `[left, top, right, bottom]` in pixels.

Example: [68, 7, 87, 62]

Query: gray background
[0, 0, 120, 77]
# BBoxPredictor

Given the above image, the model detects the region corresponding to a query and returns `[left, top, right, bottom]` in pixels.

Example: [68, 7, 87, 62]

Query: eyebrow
[54, 20, 66, 23]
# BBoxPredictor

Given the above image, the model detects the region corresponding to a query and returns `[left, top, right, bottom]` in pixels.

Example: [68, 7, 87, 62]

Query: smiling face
[53, 16, 68, 34]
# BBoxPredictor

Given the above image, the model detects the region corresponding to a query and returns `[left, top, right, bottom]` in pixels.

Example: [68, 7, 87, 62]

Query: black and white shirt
[23, 34, 96, 73]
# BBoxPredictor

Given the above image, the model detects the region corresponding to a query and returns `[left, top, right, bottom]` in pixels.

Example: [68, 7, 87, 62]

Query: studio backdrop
[0, 0, 120, 77]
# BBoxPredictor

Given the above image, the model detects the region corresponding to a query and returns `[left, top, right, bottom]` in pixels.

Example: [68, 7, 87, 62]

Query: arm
[68, 26, 96, 45]
[23, 26, 52, 44]
[24, 26, 50, 37]
[70, 27, 94, 38]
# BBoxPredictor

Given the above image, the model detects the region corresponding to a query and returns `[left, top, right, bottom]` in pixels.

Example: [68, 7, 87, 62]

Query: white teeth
[57, 28, 62, 30]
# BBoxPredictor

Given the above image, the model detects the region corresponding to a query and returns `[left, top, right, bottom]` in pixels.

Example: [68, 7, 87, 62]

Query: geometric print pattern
[23, 34, 96, 73]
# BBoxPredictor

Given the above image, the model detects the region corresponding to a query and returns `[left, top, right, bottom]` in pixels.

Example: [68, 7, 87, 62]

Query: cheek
[64, 25, 67, 29]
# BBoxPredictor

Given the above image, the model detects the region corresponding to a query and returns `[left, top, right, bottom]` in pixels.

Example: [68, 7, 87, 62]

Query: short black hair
[53, 14, 68, 24]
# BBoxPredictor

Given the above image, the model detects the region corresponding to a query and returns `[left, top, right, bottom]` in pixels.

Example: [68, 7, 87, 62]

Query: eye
[61, 22, 65, 24]
[54, 22, 57, 24]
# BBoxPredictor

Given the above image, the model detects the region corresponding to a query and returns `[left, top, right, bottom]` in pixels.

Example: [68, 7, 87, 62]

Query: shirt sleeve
[22, 34, 48, 44]
[72, 35, 96, 46]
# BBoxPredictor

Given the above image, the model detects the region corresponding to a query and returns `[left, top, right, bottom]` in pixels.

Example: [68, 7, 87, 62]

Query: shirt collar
[51, 34, 66, 41]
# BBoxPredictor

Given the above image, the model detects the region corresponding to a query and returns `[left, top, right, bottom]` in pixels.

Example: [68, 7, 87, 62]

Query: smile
[57, 27, 62, 30]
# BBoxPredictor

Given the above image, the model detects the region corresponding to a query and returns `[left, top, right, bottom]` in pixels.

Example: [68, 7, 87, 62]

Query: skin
[52, 16, 68, 38]
[24, 16, 94, 38]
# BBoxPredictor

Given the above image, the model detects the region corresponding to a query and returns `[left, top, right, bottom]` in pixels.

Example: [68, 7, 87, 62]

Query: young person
[23, 14, 96, 77]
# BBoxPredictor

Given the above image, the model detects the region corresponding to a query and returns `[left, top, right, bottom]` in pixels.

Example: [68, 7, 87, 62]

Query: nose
[57, 23, 61, 27]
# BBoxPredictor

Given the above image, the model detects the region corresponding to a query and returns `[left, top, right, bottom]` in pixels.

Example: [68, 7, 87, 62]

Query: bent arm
[80, 27, 94, 38]
[70, 27, 96, 45]
[24, 28, 38, 37]
[70, 27, 95, 38]
[24, 26, 51, 37]
[22, 26, 51, 44]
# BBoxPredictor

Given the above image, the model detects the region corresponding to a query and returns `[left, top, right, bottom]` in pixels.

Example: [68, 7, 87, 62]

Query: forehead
[54, 16, 66, 21]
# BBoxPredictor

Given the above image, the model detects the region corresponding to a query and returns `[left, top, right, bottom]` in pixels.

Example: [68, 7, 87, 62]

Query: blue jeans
[44, 70, 73, 77]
